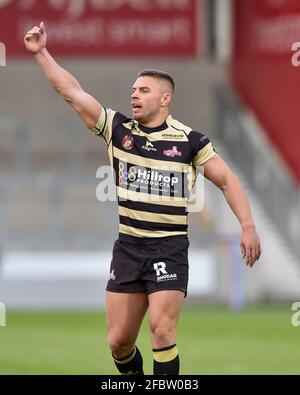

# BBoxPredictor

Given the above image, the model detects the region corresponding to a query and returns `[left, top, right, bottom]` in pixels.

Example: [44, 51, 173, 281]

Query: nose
[131, 91, 139, 100]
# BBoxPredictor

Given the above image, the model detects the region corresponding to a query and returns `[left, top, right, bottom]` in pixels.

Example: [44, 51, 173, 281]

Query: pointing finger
[40, 21, 45, 33]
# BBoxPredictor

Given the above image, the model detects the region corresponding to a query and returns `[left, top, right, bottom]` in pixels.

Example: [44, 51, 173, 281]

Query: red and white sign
[0, 0, 202, 57]
[232, 0, 300, 183]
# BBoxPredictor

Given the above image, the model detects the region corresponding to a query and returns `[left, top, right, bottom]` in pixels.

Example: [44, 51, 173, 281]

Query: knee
[150, 321, 174, 348]
[108, 334, 134, 358]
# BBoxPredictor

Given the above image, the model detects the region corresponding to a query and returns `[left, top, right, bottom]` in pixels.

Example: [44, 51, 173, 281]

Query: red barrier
[232, 0, 300, 183]
[0, 0, 201, 58]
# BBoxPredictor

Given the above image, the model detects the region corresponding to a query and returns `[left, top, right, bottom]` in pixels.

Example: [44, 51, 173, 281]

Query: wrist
[34, 46, 47, 59]
[241, 222, 256, 232]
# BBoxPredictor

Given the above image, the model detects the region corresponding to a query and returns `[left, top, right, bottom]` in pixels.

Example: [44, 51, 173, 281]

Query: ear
[161, 93, 172, 107]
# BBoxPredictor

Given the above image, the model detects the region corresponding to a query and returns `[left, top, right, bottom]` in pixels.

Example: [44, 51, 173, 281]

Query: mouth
[131, 103, 142, 113]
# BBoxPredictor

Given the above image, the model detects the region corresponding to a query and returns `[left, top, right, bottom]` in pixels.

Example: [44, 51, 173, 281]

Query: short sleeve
[189, 130, 218, 167]
[90, 107, 116, 146]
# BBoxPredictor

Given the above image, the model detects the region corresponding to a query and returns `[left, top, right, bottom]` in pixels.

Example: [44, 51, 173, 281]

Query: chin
[132, 113, 143, 122]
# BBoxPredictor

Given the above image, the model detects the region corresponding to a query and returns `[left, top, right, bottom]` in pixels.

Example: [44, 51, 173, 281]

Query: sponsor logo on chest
[163, 146, 182, 157]
[142, 140, 157, 152]
[161, 133, 185, 140]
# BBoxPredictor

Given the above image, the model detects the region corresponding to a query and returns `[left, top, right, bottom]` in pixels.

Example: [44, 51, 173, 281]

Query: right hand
[24, 22, 47, 54]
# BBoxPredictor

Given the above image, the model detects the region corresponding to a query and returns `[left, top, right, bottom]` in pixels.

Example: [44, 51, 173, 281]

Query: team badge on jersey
[122, 134, 133, 150]
[163, 146, 182, 157]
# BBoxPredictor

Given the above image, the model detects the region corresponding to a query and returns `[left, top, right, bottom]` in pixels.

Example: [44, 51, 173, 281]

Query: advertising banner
[0, 0, 201, 57]
[232, 0, 300, 183]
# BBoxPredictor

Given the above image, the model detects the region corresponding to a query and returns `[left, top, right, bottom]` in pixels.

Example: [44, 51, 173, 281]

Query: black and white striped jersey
[91, 108, 217, 239]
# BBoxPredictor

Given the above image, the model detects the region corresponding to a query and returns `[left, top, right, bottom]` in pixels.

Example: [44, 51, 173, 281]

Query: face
[131, 76, 171, 124]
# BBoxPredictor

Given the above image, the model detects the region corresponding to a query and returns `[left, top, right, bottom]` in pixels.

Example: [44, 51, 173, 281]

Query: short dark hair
[137, 69, 175, 93]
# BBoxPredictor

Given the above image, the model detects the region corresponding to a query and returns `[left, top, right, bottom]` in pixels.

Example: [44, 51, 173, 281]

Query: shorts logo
[109, 269, 116, 281]
[153, 262, 177, 282]
[153, 262, 167, 276]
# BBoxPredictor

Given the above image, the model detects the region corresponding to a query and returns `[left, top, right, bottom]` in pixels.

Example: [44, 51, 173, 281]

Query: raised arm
[203, 156, 261, 267]
[24, 22, 101, 129]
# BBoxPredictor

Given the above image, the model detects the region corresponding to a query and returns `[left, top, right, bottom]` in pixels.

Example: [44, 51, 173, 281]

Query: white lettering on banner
[291, 42, 300, 67]
[1, 0, 198, 57]
[253, 15, 300, 55]
[20, 17, 191, 48]
[0, 0, 191, 17]
[110, 19, 190, 46]
[48, 0, 85, 19]
[47, 20, 104, 45]
[20, 18, 105, 45]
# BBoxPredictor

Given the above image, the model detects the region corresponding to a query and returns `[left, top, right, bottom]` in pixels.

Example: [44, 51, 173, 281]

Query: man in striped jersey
[25, 22, 261, 375]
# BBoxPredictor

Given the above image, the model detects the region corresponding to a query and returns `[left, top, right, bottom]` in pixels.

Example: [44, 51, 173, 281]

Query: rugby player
[24, 22, 261, 375]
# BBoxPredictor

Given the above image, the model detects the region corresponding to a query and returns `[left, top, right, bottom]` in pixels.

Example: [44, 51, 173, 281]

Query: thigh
[148, 290, 185, 348]
[145, 236, 189, 296]
[107, 240, 147, 293]
[106, 291, 148, 344]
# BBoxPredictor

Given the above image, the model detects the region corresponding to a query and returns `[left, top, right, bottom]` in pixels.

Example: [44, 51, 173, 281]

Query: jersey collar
[138, 115, 173, 134]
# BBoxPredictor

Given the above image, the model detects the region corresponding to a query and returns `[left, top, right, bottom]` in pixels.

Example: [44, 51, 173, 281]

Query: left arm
[203, 156, 261, 267]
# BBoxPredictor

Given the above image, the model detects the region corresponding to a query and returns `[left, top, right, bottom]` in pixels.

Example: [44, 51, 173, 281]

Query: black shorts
[106, 233, 189, 296]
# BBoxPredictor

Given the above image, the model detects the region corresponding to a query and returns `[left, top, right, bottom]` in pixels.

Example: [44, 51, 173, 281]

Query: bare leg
[148, 290, 184, 349]
[148, 290, 185, 375]
[106, 291, 148, 358]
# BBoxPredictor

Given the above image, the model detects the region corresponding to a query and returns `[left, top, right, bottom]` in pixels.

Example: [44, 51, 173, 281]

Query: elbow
[216, 175, 229, 192]
[58, 88, 73, 102]
[218, 171, 235, 192]
[52, 83, 68, 99]
[63, 94, 72, 104]
[219, 183, 228, 193]
[62, 90, 80, 106]
[218, 172, 239, 193]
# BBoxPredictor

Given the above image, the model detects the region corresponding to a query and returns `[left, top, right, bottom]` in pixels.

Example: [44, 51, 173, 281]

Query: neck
[139, 114, 169, 128]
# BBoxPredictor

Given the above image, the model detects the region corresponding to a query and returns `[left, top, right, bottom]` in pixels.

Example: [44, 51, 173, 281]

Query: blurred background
[0, 0, 299, 374]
